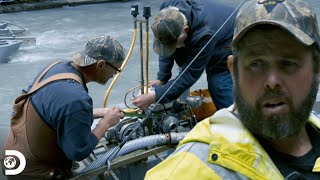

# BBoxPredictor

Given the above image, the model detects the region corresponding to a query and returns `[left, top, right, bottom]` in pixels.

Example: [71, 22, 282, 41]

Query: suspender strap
[29, 73, 83, 93]
[29, 61, 83, 93]
[32, 61, 62, 88]
[13, 62, 83, 104]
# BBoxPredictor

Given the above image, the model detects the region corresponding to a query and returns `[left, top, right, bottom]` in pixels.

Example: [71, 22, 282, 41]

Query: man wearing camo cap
[1, 35, 125, 179]
[145, 0, 320, 179]
[132, 0, 236, 111]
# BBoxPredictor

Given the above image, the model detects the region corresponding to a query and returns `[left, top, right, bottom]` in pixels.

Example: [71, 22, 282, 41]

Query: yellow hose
[123, 108, 139, 114]
[103, 28, 137, 107]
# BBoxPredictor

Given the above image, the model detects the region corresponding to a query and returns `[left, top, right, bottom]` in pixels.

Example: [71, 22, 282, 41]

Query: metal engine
[105, 117, 145, 142]
[104, 97, 202, 143]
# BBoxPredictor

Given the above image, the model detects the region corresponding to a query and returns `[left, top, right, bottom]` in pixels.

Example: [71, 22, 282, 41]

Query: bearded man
[145, 0, 320, 179]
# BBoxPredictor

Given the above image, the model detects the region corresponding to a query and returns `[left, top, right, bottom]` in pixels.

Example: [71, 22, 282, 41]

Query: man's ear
[96, 60, 105, 71]
[227, 55, 235, 82]
[184, 26, 189, 33]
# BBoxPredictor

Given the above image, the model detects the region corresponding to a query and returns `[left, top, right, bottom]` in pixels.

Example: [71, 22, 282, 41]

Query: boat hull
[0, 22, 8, 29]
[0, 40, 23, 63]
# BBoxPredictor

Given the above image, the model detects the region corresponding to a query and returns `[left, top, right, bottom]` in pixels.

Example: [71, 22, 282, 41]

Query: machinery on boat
[73, 98, 205, 179]
[71, 5, 216, 180]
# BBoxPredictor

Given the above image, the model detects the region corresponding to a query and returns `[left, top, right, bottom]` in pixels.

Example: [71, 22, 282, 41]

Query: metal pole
[139, 20, 144, 95]
[143, 6, 151, 95]
[131, 4, 138, 29]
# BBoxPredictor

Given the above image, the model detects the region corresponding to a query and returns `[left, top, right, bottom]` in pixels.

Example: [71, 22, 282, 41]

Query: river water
[0, 0, 320, 178]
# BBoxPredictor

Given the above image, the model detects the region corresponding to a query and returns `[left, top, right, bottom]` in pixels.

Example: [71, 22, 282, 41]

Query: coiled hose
[78, 132, 187, 174]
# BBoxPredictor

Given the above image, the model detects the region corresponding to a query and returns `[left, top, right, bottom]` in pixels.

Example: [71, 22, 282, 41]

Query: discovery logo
[3, 150, 26, 175]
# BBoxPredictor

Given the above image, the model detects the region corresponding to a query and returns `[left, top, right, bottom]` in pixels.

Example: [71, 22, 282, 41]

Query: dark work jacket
[155, 0, 236, 103]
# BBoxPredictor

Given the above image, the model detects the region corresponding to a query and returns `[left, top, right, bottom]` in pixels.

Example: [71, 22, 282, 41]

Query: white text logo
[3, 150, 26, 175]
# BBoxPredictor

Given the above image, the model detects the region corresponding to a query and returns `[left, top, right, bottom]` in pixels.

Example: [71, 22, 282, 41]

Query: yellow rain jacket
[145, 106, 320, 180]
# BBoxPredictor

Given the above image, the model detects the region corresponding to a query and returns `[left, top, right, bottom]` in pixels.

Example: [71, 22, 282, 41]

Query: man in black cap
[145, 0, 320, 179]
[132, 0, 236, 111]
[1, 35, 125, 179]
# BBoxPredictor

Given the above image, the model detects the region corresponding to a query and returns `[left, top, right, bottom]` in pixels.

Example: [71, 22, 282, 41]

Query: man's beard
[234, 74, 318, 140]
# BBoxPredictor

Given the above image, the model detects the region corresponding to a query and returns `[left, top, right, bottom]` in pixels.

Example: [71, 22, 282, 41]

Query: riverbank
[0, 0, 128, 13]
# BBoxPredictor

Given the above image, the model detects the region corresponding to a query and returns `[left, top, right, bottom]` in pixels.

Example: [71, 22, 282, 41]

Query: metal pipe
[143, 6, 151, 94]
[139, 20, 144, 95]
[145, 21, 149, 94]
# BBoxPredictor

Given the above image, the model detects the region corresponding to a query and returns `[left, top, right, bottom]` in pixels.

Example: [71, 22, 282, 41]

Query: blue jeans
[207, 70, 234, 110]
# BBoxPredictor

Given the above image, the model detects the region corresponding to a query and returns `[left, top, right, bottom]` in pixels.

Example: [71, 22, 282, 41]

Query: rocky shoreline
[0, 0, 128, 13]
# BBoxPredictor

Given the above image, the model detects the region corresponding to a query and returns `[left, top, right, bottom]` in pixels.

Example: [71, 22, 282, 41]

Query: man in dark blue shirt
[2, 35, 125, 179]
[132, 0, 236, 111]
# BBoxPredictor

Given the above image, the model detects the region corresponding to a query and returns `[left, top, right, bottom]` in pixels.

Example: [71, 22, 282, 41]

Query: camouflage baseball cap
[152, 7, 185, 57]
[233, 0, 320, 49]
[74, 35, 125, 67]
